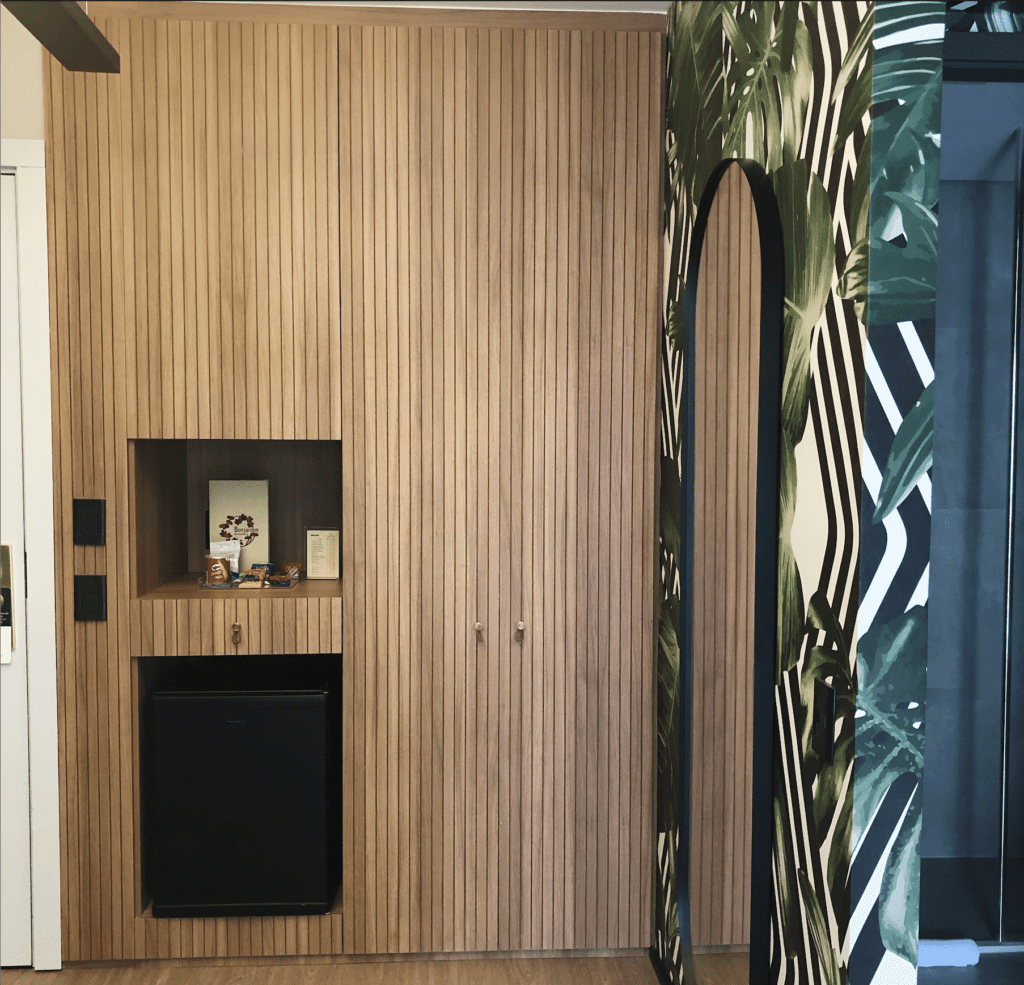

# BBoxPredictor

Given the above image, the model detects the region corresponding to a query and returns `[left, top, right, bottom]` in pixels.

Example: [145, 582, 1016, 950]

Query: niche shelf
[130, 439, 343, 600]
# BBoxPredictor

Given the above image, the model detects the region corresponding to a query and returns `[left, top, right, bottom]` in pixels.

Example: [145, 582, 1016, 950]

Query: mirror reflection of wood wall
[691, 161, 761, 948]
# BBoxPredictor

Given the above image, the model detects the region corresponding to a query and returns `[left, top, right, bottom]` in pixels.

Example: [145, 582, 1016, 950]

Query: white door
[1, 169, 34, 967]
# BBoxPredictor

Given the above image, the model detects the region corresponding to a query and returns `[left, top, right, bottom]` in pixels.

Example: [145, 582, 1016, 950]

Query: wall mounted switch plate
[74, 575, 107, 622]
[73, 499, 106, 546]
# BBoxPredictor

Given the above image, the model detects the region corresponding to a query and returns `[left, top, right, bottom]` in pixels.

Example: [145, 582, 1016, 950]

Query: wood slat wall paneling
[477, 28, 498, 956]
[47, 5, 662, 960]
[574, 27, 592, 952]
[564, 28, 582, 952]
[689, 163, 760, 947]
[385, 25, 402, 957]
[104, 16, 343, 441]
[483, 26, 501, 956]
[500, 26, 516, 956]
[336, 18, 667, 955]
[519, 27, 536, 952]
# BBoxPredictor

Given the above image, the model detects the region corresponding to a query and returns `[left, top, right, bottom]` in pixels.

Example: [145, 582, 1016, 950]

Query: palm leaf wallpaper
[657, 4, 951, 985]
[658, 4, 873, 982]
[851, 4, 945, 985]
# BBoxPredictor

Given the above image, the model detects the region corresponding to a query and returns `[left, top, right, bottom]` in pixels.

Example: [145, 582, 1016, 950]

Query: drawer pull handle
[231, 622, 242, 646]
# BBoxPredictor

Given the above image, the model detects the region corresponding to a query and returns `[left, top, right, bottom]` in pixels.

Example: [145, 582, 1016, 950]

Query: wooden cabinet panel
[112, 16, 342, 440]
[128, 595, 343, 657]
[341, 24, 662, 955]
[45, 1, 663, 963]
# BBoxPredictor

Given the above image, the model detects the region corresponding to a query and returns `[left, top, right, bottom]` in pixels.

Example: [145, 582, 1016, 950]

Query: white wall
[0, 7, 44, 141]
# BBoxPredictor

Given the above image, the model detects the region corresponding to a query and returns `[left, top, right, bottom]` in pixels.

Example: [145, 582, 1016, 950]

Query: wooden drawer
[129, 596, 342, 657]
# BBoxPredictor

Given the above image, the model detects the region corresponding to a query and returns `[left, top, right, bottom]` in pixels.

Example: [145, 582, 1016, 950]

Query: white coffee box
[209, 480, 269, 571]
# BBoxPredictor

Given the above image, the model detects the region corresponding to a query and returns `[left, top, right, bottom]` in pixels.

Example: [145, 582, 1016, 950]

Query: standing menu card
[209, 480, 269, 572]
[306, 528, 340, 580]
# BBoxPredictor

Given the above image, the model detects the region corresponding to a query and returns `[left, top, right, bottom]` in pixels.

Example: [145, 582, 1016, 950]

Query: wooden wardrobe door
[339, 23, 660, 957]
[494, 28, 661, 953]
[339, 23, 494, 955]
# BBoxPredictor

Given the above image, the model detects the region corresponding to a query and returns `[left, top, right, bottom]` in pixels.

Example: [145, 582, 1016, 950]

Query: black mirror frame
[674, 157, 784, 985]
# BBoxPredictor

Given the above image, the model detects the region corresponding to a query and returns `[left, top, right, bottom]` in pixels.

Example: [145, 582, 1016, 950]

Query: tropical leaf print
[854, 621, 926, 815]
[833, 10, 875, 148]
[772, 160, 835, 445]
[800, 867, 844, 985]
[869, 3, 944, 326]
[722, 1, 813, 170]
[777, 449, 805, 678]
[878, 793, 922, 964]
[873, 382, 934, 523]
[772, 159, 835, 676]
[853, 606, 927, 969]
[657, 595, 681, 831]
[667, 0, 728, 216]
[838, 124, 873, 322]
[853, 6, 944, 980]
[853, 606, 926, 843]
[659, 4, 872, 984]
[805, 591, 857, 940]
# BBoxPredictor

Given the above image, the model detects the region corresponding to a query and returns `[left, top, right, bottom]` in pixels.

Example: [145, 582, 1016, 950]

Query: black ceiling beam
[2, 0, 119, 74]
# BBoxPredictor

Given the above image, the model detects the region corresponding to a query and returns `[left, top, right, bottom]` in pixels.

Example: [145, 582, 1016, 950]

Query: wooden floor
[1, 951, 748, 985]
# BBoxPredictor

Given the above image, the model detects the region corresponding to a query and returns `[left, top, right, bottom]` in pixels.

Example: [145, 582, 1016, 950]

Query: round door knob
[515, 621, 525, 642]
[475, 622, 484, 642]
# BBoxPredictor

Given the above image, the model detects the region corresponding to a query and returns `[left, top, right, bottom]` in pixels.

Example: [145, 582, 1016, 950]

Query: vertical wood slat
[573, 26, 592, 951]
[385, 25, 402, 956]
[519, 26, 536, 952]
[47, 8, 662, 961]
[690, 161, 760, 947]
[564, 28, 582, 950]
[117, 16, 340, 440]
[336, 21, 662, 956]
[508, 26, 524, 957]
[483, 28, 501, 956]
[596, 29, 614, 950]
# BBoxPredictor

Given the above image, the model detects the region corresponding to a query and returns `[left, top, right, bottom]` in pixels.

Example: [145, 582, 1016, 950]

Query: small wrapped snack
[238, 567, 265, 589]
[266, 561, 301, 587]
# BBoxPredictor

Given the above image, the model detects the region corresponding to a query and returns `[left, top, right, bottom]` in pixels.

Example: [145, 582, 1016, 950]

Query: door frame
[1, 137, 61, 971]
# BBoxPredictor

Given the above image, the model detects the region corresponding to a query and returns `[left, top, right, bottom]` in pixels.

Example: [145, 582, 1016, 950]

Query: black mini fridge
[145, 667, 340, 917]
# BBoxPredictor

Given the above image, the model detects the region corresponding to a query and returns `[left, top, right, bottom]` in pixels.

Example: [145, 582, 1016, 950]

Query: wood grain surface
[689, 163, 760, 947]
[44, 2, 664, 963]
[339, 23, 663, 956]
[2, 952, 673, 985]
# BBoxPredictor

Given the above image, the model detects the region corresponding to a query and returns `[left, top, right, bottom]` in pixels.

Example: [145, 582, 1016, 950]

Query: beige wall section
[1, 7, 44, 141]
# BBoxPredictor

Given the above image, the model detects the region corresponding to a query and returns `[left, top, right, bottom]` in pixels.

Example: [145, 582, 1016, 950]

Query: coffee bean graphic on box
[209, 480, 269, 571]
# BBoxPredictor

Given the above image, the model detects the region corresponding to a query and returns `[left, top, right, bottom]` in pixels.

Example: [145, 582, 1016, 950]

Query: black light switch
[74, 575, 107, 622]
[73, 499, 106, 546]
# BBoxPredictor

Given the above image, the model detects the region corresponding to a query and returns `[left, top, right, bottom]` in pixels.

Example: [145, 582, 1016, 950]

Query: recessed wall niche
[131, 439, 342, 598]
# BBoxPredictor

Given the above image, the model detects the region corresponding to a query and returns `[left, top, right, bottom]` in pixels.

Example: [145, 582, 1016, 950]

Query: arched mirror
[676, 160, 784, 985]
